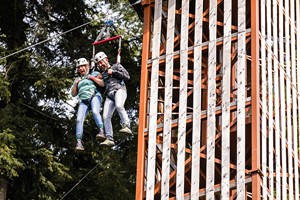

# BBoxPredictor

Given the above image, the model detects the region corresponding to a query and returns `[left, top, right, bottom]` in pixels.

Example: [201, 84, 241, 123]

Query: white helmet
[94, 52, 107, 62]
[76, 58, 89, 67]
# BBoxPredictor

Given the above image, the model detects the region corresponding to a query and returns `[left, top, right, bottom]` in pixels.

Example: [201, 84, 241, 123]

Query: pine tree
[0, 0, 142, 199]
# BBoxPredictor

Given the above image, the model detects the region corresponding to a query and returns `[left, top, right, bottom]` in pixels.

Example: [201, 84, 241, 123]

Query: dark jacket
[102, 63, 130, 98]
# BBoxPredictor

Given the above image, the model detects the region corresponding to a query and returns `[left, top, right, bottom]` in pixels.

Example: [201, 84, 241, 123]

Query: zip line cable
[0, 0, 141, 62]
[0, 20, 96, 61]
[59, 136, 131, 200]
[59, 160, 101, 200]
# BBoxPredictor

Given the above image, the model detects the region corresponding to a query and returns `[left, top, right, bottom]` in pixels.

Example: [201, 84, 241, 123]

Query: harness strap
[81, 93, 96, 108]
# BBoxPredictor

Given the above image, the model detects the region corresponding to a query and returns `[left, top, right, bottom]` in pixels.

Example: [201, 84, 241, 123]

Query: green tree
[0, 129, 24, 200]
[0, 0, 141, 199]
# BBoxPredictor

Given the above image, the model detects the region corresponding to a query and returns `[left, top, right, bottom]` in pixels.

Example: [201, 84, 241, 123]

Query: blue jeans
[76, 95, 103, 140]
[103, 89, 130, 140]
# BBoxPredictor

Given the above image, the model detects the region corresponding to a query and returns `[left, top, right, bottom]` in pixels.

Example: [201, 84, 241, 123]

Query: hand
[76, 77, 82, 84]
[97, 73, 103, 79]
[107, 68, 113, 75]
[87, 75, 94, 80]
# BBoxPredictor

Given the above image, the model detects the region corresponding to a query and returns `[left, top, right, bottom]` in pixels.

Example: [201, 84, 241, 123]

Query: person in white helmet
[71, 58, 106, 151]
[94, 51, 132, 147]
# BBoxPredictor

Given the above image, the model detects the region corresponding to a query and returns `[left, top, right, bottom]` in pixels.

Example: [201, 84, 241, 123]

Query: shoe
[75, 140, 84, 152]
[100, 139, 115, 147]
[119, 125, 132, 135]
[96, 128, 106, 142]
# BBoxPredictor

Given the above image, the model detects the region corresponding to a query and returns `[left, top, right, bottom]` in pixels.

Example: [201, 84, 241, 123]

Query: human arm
[88, 74, 104, 87]
[108, 63, 130, 80]
[71, 77, 81, 97]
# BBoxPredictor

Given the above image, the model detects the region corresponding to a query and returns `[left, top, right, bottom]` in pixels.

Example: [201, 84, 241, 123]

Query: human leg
[90, 95, 104, 128]
[76, 102, 89, 140]
[90, 95, 106, 141]
[102, 97, 115, 141]
[114, 89, 132, 134]
[114, 89, 130, 126]
[75, 102, 89, 151]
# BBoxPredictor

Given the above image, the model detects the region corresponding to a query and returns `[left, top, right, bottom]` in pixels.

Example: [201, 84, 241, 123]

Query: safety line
[59, 136, 131, 200]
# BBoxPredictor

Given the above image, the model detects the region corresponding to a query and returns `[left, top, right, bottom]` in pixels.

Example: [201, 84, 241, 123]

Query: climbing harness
[92, 20, 122, 70]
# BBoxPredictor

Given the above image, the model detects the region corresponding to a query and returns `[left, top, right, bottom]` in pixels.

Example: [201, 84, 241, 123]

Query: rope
[59, 136, 131, 200]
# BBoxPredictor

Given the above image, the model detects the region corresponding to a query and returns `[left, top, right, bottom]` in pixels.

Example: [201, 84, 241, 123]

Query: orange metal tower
[135, 0, 300, 199]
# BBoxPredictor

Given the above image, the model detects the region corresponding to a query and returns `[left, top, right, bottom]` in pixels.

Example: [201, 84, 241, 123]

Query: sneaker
[96, 128, 106, 142]
[75, 140, 84, 152]
[119, 125, 132, 135]
[100, 139, 115, 147]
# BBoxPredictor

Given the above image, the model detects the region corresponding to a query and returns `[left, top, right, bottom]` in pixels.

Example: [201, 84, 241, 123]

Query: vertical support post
[295, 0, 300, 198]
[135, 3, 151, 200]
[191, 0, 203, 199]
[290, 0, 298, 195]
[146, 0, 162, 198]
[237, 0, 246, 198]
[272, 0, 279, 198]
[206, 0, 217, 198]
[260, 0, 268, 199]
[221, 0, 231, 198]
[266, 0, 274, 198]
[284, 0, 294, 197]
[176, 0, 188, 198]
[279, 0, 287, 197]
[161, 0, 176, 199]
[250, 0, 261, 199]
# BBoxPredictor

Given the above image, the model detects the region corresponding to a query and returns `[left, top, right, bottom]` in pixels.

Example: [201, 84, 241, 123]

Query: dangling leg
[90, 95, 106, 142]
[100, 97, 116, 147]
[114, 89, 132, 135]
[75, 102, 89, 151]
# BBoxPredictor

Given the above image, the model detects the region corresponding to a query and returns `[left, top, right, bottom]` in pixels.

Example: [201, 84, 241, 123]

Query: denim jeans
[76, 95, 103, 140]
[103, 89, 130, 140]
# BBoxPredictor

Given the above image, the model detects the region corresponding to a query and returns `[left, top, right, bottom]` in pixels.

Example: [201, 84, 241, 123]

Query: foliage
[0, 129, 24, 179]
[0, 75, 10, 108]
[0, 0, 142, 199]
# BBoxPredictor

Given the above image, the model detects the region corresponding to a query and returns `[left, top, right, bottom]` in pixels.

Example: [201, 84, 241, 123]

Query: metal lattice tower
[135, 0, 300, 199]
